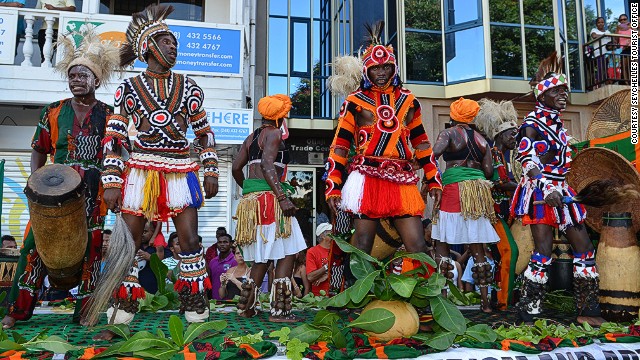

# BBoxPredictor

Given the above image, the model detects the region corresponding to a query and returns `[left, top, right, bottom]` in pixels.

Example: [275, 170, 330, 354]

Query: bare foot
[93, 329, 116, 341]
[1, 315, 16, 329]
[577, 315, 605, 327]
[481, 305, 493, 314]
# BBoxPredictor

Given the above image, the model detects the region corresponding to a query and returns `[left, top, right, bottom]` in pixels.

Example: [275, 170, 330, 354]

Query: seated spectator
[162, 232, 181, 282]
[605, 42, 622, 82]
[209, 234, 237, 300]
[292, 251, 309, 298]
[306, 223, 333, 296]
[137, 222, 172, 294]
[1, 235, 17, 249]
[218, 246, 250, 300]
[205, 227, 227, 268]
[100, 230, 111, 273]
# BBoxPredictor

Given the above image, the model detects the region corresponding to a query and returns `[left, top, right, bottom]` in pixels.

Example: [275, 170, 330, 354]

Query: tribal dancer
[432, 98, 499, 313]
[510, 52, 604, 325]
[325, 22, 442, 260]
[2, 30, 119, 329]
[232, 94, 306, 322]
[475, 99, 519, 310]
[95, 4, 218, 339]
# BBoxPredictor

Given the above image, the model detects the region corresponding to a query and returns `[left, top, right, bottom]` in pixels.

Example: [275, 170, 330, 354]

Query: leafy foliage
[139, 254, 180, 312]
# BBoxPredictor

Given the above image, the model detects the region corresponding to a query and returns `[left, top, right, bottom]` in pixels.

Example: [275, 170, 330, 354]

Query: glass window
[445, 26, 486, 82]
[268, 75, 288, 95]
[269, 18, 288, 74]
[405, 0, 441, 30]
[290, 77, 312, 117]
[603, 0, 627, 31]
[100, 0, 203, 21]
[524, 28, 554, 78]
[523, 0, 553, 26]
[565, 0, 578, 41]
[405, 31, 443, 83]
[291, 1, 310, 17]
[568, 42, 582, 90]
[352, 0, 384, 50]
[292, 21, 310, 75]
[489, 0, 520, 24]
[583, 0, 598, 38]
[270, 0, 287, 16]
[446, 0, 481, 27]
[491, 25, 523, 78]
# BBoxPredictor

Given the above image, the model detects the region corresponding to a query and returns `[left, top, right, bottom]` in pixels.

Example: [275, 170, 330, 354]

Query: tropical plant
[316, 236, 470, 349]
[94, 315, 227, 359]
[139, 254, 180, 312]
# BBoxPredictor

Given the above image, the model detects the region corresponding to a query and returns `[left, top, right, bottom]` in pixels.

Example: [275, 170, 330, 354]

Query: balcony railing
[583, 33, 631, 91]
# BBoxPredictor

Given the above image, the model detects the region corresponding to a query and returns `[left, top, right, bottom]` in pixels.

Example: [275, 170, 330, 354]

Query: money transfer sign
[0, 10, 18, 65]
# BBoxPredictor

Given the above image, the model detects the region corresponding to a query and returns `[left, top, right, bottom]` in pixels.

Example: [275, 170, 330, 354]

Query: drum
[510, 219, 534, 274]
[351, 218, 402, 260]
[0, 248, 19, 306]
[596, 212, 640, 322]
[25, 164, 87, 290]
[549, 231, 573, 291]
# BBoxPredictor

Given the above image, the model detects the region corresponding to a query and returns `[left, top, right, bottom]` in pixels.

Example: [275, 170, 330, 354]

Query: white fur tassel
[340, 170, 366, 214]
[328, 55, 364, 96]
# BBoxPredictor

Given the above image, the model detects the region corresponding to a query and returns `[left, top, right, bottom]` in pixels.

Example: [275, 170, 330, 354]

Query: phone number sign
[133, 25, 243, 76]
[207, 108, 253, 144]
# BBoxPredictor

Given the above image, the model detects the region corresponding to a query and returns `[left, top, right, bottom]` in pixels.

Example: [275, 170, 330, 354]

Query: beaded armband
[415, 147, 442, 191]
[200, 148, 219, 178]
[325, 151, 349, 199]
[101, 113, 131, 189]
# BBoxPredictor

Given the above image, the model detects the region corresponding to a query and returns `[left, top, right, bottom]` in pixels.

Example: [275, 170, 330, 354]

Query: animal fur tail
[82, 214, 135, 326]
[574, 179, 640, 207]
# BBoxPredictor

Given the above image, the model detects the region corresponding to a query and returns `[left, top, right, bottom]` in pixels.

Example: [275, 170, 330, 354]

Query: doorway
[286, 166, 328, 247]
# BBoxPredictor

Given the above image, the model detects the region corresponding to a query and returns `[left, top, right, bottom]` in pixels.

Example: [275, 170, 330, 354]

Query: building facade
[0, 0, 252, 244]
[253, 0, 631, 243]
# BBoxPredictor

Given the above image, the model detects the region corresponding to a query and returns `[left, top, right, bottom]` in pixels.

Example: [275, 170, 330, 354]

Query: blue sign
[134, 25, 242, 76]
[207, 108, 253, 144]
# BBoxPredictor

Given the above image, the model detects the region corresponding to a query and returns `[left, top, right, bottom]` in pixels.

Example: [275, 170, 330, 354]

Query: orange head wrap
[449, 97, 480, 124]
[257, 94, 292, 122]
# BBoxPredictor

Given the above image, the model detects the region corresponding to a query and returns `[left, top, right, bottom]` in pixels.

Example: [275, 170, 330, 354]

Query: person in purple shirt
[209, 234, 237, 300]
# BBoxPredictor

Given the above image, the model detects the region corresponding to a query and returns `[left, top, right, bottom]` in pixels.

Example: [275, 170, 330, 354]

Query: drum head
[25, 164, 83, 206]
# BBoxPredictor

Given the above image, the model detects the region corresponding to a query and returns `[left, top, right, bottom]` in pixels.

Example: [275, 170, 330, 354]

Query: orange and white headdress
[360, 22, 400, 89]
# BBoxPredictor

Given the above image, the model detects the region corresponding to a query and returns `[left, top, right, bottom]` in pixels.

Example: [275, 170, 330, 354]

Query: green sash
[242, 178, 295, 196]
[441, 166, 486, 186]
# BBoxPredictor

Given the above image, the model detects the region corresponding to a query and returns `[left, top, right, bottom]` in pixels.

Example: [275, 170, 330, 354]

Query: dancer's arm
[516, 125, 562, 207]
[231, 136, 250, 187]
[259, 127, 296, 216]
[325, 100, 356, 214]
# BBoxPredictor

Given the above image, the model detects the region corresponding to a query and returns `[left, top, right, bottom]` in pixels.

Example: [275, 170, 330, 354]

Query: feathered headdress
[475, 99, 518, 140]
[360, 21, 400, 89]
[121, 4, 175, 67]
[327, 55, 363, 96]
[55, 28, 121, 84]
[530, 51, 567, 99]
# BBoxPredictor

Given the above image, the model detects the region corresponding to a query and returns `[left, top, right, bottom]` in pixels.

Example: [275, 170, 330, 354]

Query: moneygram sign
[61, 15, 243, 77]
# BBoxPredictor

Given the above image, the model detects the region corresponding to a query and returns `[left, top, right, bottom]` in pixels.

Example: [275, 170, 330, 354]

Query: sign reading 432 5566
[0, 10, 18, 65]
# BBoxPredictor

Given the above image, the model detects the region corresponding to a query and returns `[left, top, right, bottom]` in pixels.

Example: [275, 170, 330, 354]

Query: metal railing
[583, 33, 631, 90]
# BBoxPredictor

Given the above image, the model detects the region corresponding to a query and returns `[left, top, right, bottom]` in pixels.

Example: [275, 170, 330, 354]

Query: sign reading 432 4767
[0, 10, 18, 65]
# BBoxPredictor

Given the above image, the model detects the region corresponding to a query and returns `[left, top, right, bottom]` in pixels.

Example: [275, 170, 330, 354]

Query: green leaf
[269, 327, 291, 344]
[168, 315, 185, 347]
[446, 280, 469, 305]
[322, 287, 351, 308]
[26, 335, 80, 354]
[428, 273, 446, 289]
[0, 340, 25, 352]
[350, 253, 376, 280]
[286, 338, 309, 360]
[388, 274, 418, 298]
[414, 331, 456, 350]
[349, 271, 379, 303]
[313, 311, 340, 327]
[150, 253, 169, 294]
[348, 308, 395, 333]
[156, 329, 166, 338]
[183, 320, 227, 344]
[134, 348, 178, 360]
[289, 323, 324, 344]
[413, 283, 442, 298]
[330, 322, 347, 349]
[409, 295, 429, 308]
[102, 324, 131, 340]
[333, 238, 383, 266]
[11, 332, 26, 344]
[429, 296, 466, 335]
[373, 280, 394, 301]
[151, 294, 169, 312]
[465, 324, 497, 343]
[27, 329, 50, 343]
[119, 338, 177, 352]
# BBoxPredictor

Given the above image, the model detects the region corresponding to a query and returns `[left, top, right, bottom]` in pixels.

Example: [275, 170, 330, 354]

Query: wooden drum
[511, 219, 534, 274]
[351, 218, 403, 260]
[25, 164, 87, 290]
[597, 212, 640, 322]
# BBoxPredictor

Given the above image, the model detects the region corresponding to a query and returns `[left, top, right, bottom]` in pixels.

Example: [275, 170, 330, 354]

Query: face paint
[68, 65, 98, 96]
